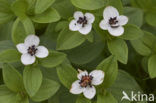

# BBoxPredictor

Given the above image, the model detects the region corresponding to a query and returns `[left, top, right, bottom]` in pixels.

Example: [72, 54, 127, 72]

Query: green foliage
[119, 24, 143, 40]
[31, 8, 60, 23]
[108, 39, 128, 64]
[76, 96, 91, 103]
[31, 79, 60, 102]
[71, 0, 106, 10]
[39, 50, 66, 68]
[56, 28, 86, 50]
[2, 63, 24, 92]
[97, 55, 118, 88]
[0, 49, 20, 63]
[0, 85, 17, 103]
[57, 61, 77, 89]
[23, 66, 43, 97]
[0, 0, 156, 103]
[35, 0, 55, 14]
[148, 55, 156, 78]
[109, 70, 143, 102]
[97, 92, 117, 103]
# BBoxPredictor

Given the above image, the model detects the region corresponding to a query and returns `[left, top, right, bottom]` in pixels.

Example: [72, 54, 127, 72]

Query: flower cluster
[69, 6, 128, 36]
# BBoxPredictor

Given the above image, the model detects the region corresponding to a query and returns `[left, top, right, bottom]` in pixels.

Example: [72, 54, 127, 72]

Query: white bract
[69, 11, 95, 35]
[16, 35, 49, 65]
[70, 69, 104, 99]
[99, 6, 128, 36]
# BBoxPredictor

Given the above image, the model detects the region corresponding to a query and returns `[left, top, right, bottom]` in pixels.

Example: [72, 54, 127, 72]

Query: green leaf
[3, 63, 24, 92]
[39, 51, 66, 68]
[140, 31, 156, 51]
[97, 92, 117, 103]
[65, 39, 104, 64]
[107, 39, 128, 64]
[57, 62, 77, 89]
[53, 0, 75, 19]
[0, 40, 14, 52]
[21, 17, 35, 35]
[108, 0, 123, 14]
[35, 0, 55, 14]
[71, 0, 106, 10]
[0, 0, 14, 24]
[56, 28, 86, 50]
[0, 49, 20, 63]
[108, 70, 143, 102]
[119, 24, 143, 40]
[145, 13, 156, 27]
[31, 8, 60, 23]
[11, 0, 28, 19]
[23, 66, 43, 97]
[97, 55, 118, 88]
[31, 79, 60, 102]
[12, 18, 28, 44]
[148, 55, 156, 78]
[76, 96, 91, 103]
[0, 85, 17, 103]
[130, 39, 151, 56]
[124, 7, 143, 27]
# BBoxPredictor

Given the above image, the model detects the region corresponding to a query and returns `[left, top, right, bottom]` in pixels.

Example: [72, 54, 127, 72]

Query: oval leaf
[107, 39, 128, 64]
[130, 39, 151, 56]
[56, 62, 77, 89]
[0, 49, 20, 63]
[35, 0, 55, 14]
[31, 79, 60, 102]
[97, 92, 117, 103]
[148, 55, 156, 78]
[0, 85, 17, 103]
[23, 66, 43, 97]
[12, 18, 29, 44]
[32, 8, 60, 23]
[71, 0, 106, 10]
[97, 55, 118, 88]
[39, 51, 66, 68]
[119, 24, 143, 40]
[56, 28, 86, 50]
[3, 63, 24, 92]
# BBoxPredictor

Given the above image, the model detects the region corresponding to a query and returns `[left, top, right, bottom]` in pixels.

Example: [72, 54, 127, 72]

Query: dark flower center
[77, 16, 88, 27]
[79, 75, 93, 88]
[109, 17, 119, 28]
[27, 45, 37, 56]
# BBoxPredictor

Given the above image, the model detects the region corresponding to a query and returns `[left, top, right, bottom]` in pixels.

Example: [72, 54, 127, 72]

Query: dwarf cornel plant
[0, 0, 156, 103]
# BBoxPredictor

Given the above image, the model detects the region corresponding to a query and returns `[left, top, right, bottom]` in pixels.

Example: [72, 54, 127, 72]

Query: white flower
[16, 35, 49, 65]
[99, 6, 128, 36]
[70, 69, 104, 99]
[69, 11, 95, 35]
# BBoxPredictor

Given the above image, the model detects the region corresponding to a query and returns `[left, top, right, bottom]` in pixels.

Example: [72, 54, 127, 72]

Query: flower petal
[69, 20, 81, 31]
[83, 86, 96, 99]
[118, 15, 128, 26]
[99, 19, 109, 30]
[16, 43, 28, 54]
[78, 24, 92, 35]
[108, 26, 124, 36]
[70, 80, 84, 94]
[24, 35, 40, 47]
[85, 13, 95, 23]
[89, 70, 104, 85]
[21, 53, 36, 65]
[104, 6, 119, 21]
[77, 70, 88, 80]
[35, 46, 49, 58]
[74, 11, 84, 20]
